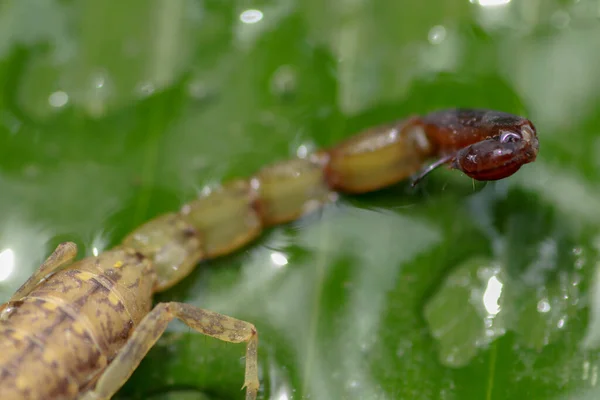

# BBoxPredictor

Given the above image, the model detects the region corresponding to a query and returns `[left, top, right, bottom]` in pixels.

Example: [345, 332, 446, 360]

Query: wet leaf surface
[1, 1, 600, 399]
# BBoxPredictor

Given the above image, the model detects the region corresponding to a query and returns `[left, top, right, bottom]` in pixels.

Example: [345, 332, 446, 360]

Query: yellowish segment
[76, 271, 96, 281]
[253, 158, 331, 226]
[326, 120, 432, 193]
[42, 349, 55, 364]
[10, 329, 26, 341]
[67, 382, 79, 396]
[42, 301, 59, 311]
[113, 260, 124, 268]
[180, 180, 262, 259]
[72, 321, 85, 335]
[108, 292, 121, 306]
[121, 213, 204, 292]
[16, 375, 27, 389]
[98, 354, 108, 367]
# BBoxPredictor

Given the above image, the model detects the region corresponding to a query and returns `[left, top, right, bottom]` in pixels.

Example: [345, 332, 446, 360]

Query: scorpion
[0, 108, 539, 399]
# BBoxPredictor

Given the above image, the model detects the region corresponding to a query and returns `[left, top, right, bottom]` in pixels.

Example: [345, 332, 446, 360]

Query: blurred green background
[1, 0, 600, 399]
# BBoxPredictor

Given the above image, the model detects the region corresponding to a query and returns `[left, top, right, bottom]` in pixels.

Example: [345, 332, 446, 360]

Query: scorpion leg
[80, 302, 259, 400]
[9, 242, 78, 302]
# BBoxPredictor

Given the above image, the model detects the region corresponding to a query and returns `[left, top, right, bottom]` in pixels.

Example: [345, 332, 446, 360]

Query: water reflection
[270, 251, 288, 268]
[537, 298, 551, 313]
[268, 357, 293, 400]
[0, 248, 15, 282]
[194, 205, 441, 398]
[427, 25, 447, 45]
[580, 359, 600, 388]
[88, 231, 110, 258]
[48, 90, 69, 108]
[424, 258, 508, 367]
[470, 0, 511, 7]
[240, 9, 264, 24]
[583, 260, 600, 349]
[426, 182, 589, 366]
[483, 275, 503, 315]
[296, 144, 309, 158]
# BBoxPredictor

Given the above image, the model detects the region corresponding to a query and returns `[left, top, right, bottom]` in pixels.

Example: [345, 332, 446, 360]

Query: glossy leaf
[1, 1, 599, 399]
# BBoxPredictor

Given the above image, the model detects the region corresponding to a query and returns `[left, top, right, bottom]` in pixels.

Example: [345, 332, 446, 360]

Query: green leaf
[1, 1, 599, 399]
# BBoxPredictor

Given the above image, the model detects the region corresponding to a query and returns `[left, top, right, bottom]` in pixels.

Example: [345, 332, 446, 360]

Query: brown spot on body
[46, 376, 78, 399]
[37, 313, 72, 346]
[117, 319, 134, 341]
[126, 277, 141, 290]
[103, 268, 122, 282]
[133, 250, 147, 262]
[182, 226, 198, 238]
[74, 281, 103, 306]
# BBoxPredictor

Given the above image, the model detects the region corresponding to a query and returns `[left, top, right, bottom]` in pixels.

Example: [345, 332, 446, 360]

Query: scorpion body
[0, 109, 539, 400]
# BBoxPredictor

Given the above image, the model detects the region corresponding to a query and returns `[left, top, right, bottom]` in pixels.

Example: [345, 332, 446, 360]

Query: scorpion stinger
[410, 153, 455, 187]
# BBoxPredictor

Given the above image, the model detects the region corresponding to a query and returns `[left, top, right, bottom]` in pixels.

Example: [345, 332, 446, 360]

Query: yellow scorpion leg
[80, 302, 259, 400]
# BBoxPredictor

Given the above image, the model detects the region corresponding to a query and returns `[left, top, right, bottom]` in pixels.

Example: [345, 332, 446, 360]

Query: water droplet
[0, 111, 22, 134]
[187, 80, 210, 100]
[48, 91, 69, 108]
[0, 248, 15, 282]
[483, 275, 503, 315]
[270, 252, 288, 268]
[537, 299, 551, 313]
[583, 360, 591, 380]
[346, 379, 360, 389]
[137, 82, 155, 97]
[444, 352, 456, 364]
[271, 65, 297, 98]
[296, 144, 308, 158]
[428, 25, 447, 45]
[93, 74, 105, 89]
[470, 0, 511, 6]
[572, 272, 582, 286]
[240, 9, 263, 24]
